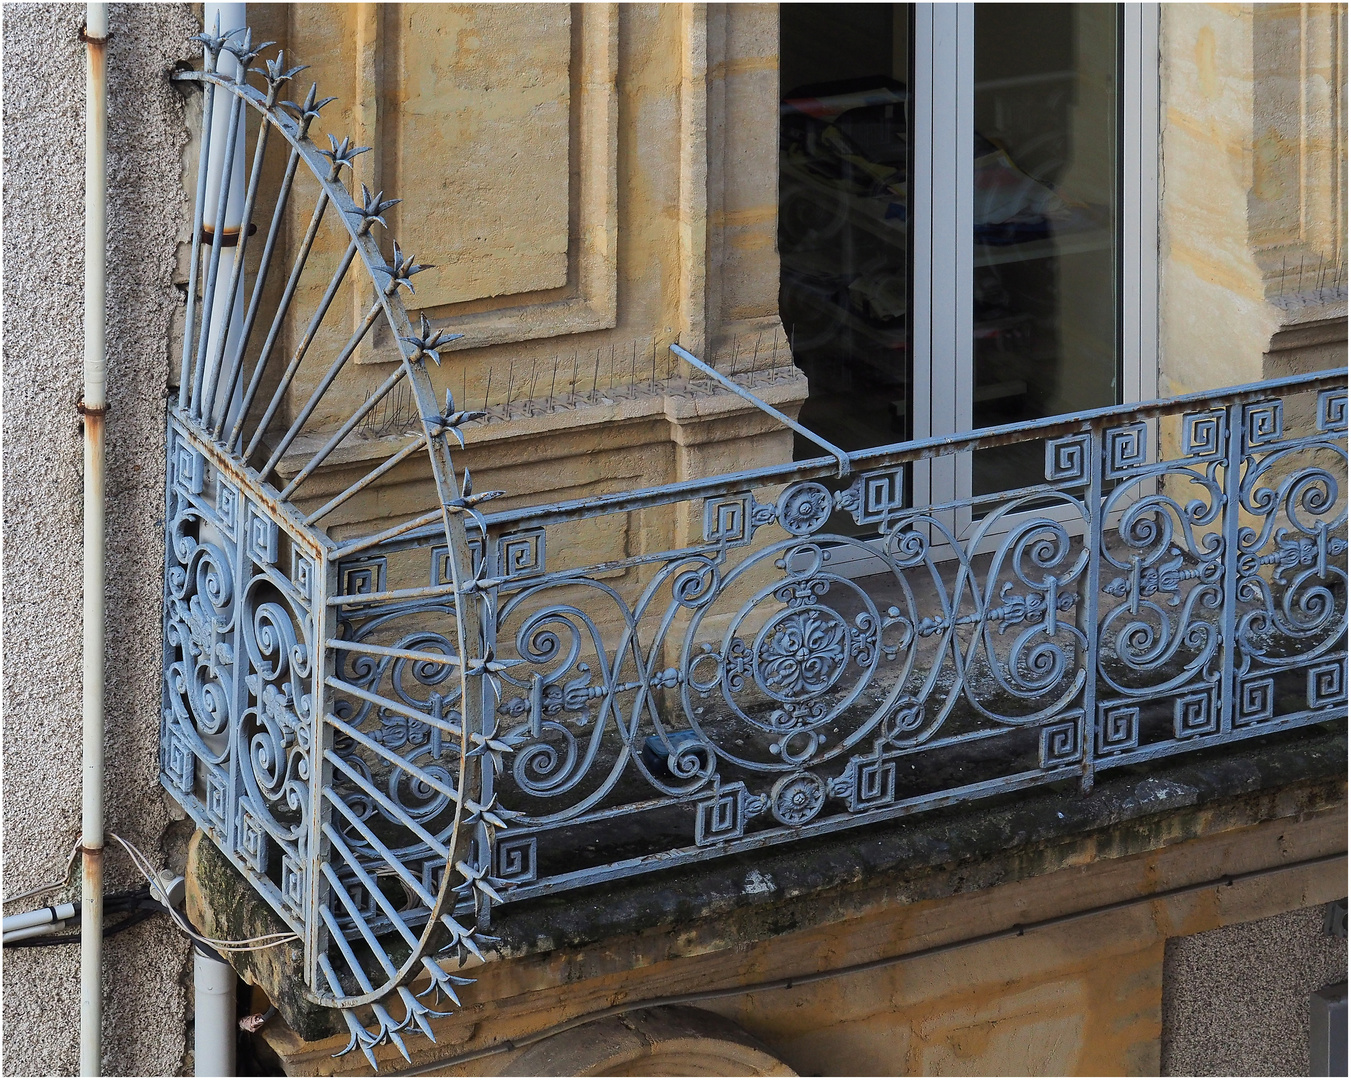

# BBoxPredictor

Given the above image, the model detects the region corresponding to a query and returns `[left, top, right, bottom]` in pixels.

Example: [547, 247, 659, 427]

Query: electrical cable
[3, 834, 300, 954]
[5, 888, 161, 949]
[3, 839, 82, 906]
[390, 848, 1348, 1076]
[108, 833, 300, 953]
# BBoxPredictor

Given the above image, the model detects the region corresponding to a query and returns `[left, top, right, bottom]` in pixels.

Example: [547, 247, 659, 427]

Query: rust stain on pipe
[199, 222, 258, 248]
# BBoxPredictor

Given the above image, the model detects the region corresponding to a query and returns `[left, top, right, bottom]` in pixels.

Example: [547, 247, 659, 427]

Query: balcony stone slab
[186, 722, 1346, 1071]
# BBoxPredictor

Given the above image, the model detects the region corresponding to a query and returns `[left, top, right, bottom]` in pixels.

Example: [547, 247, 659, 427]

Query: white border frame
[932, 2, 1158, 550]
[821, 3, 1159, 574]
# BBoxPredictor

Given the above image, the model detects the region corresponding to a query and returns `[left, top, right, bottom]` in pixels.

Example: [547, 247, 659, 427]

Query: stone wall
[240, 2, 795, 515]
[1, 4, 197, 1074]
[1158, 3, 1348, 399]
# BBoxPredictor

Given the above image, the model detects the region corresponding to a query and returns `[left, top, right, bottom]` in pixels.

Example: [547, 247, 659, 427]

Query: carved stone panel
[385, 4, 572, 307]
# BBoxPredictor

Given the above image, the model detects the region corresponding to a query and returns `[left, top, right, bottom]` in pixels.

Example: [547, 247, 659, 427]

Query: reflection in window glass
[779, 4, 912, 458]
[971, 4, 1121, 495]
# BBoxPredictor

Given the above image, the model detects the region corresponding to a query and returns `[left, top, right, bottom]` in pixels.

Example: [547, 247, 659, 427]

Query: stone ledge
[188, 722, 1346, 1045]
[486, 723, 1346, 958]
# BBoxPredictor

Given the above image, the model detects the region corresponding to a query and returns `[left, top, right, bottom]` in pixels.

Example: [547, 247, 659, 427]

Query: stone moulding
[160, 26, 1350, 1069]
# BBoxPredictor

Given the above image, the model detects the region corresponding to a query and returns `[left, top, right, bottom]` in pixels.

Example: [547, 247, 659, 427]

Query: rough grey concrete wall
[1162, 903, 1349, 1076]
[2, 3, 198, 1075]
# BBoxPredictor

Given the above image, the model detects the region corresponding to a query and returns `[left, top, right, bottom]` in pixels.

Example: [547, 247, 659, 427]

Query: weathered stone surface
[186, 832, 347, 1042]
[498, 1005, 796, 1076]
[1159, 3, 1347, 402]
[189, 723, 1347, 1066]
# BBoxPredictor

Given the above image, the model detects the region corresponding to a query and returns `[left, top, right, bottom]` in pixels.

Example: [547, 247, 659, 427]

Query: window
[779, 3, 1157, 521]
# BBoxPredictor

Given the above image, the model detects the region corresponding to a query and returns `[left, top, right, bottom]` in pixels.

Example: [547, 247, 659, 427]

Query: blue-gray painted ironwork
[161, 28, 1350, 1070]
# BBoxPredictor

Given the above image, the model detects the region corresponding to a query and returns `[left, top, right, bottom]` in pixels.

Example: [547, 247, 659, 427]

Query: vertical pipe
[202, 2, 247, 431]
[195, 13, 246, 1077]
[80, 3, 108, 1076]
[194, 947, 238, 1077]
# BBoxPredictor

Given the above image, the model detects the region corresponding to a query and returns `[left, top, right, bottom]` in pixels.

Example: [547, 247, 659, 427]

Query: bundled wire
[108, 833, 299, 954]
[3, 834, 299, 955]
[4, 886, 161, 949]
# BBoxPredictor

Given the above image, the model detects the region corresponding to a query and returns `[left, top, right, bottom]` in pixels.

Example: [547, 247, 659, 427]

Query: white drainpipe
[195, 7, 246, 1076]
[79, 4, 244, 1073]
[202, 1, 247, 431]
[194, 946, 238, 1077]
[80, 3, 108, 1075]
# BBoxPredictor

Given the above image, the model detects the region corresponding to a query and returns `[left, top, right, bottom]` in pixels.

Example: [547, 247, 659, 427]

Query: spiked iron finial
[399, 314, 462, 367]
[425, 389, 485, 447]
[382, 241, 433, 296]
[224, 28, 275, 73]
[191, 19, 245, 71]
[318, 134, 373, 179]
[261, 50, 307, 105]
[281, 83, 337, 137]
[357, 185, 402, 235]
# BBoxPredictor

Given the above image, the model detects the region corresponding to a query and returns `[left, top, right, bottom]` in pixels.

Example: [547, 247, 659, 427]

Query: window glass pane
[971, 3, 1121, 495]
[779, 4, 912, 459]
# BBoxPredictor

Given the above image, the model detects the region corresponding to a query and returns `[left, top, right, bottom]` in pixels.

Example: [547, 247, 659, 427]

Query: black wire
[3, 887, 166, 949]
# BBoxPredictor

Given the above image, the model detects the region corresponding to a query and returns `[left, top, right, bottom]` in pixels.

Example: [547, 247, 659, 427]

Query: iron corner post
[306, 547, 340, 995]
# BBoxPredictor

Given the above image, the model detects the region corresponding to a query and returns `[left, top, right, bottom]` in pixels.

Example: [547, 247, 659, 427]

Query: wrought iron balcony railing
[160, 30, 1349, 1067]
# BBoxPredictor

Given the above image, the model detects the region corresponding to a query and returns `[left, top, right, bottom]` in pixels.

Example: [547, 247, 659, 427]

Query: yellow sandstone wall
[1159, 3, 1347, 401]
[244, 2, 799, 531]
[188, 8, 1348, 1075]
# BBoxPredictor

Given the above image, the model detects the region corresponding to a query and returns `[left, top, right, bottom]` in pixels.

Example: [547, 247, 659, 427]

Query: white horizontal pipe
[3, 902, 77, 934]
[4, 920, 72, 945]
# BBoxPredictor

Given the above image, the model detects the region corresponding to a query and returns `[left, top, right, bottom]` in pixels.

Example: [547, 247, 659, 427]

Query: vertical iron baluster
[1219, 402, 1243, 734]
[230, 187, 336, 454]
[266, 299, 383, 477]
[215, 145, 300, 441]
[1080, 423, 1105, 794]
[278, 364, 409, 494]
[177, 45, 220, 410]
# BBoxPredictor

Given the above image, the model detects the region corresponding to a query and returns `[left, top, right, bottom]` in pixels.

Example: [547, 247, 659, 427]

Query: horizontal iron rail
[478, 368, 1347, 532]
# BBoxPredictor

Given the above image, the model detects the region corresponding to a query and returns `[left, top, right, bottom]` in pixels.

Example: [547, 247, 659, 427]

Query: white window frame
[910, 2, 1159, 538]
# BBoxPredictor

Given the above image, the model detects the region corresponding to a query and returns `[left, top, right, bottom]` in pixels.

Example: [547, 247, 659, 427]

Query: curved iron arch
[166, 26, 502, 1066]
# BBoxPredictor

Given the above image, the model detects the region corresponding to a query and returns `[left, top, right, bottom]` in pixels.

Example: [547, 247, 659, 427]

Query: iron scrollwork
[160, 24, 1348, 1072]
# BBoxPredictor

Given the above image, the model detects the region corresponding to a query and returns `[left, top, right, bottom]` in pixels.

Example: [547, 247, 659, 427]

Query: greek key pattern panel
[162, 422, 318, 932]
[466, 396, 1346, 899]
